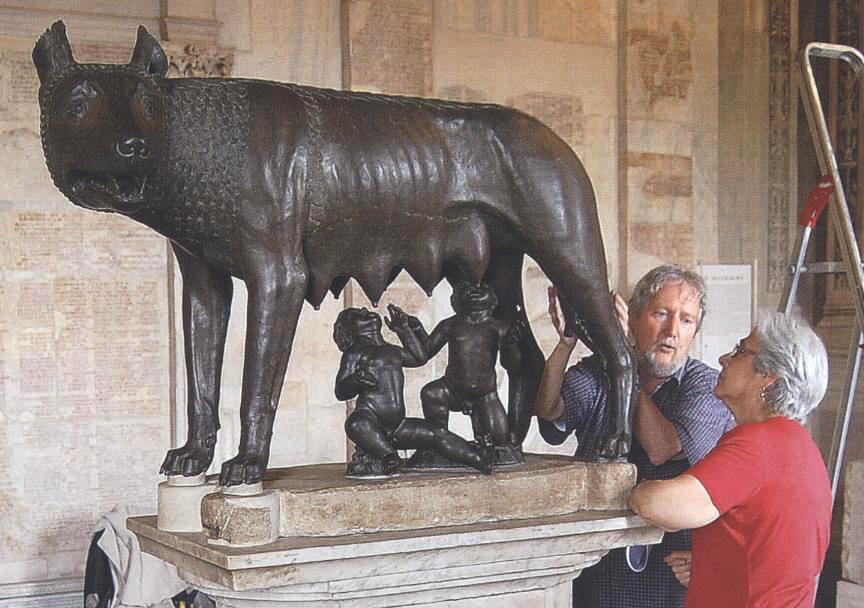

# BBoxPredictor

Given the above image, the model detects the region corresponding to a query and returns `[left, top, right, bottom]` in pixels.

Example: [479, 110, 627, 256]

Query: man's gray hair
[628, 264, 707, 329]
[753, 313, 828, 421]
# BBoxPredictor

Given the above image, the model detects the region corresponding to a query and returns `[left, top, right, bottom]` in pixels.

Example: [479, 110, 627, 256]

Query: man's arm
[536, 341, 574, 420]
[664, 551, 692, 587]
[535, 287, 577, 421]
[668, 374, 735, 465]
[629, 474, 719, 532]
[634, 389, 684, 465]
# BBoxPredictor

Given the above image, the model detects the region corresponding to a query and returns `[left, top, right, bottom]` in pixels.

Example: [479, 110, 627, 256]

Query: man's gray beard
[640, 350, 687, 379]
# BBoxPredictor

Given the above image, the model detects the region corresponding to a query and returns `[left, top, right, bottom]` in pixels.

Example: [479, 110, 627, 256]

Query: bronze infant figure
[417, 281, 522, 450]
[333, 305, 492, 477]
[33, 21, 635, 486]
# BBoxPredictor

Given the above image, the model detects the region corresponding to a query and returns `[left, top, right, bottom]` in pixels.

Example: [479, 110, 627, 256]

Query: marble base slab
[130, 509, 662, 607]
[272, 454, 632, 536]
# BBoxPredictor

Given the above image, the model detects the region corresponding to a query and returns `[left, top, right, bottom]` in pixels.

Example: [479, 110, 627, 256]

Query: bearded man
[536, 264, 734, 608]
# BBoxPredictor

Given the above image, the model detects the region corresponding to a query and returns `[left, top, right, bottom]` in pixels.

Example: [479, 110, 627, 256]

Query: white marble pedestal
[131, 457, 661, 606]
[130, 508, 661, 607]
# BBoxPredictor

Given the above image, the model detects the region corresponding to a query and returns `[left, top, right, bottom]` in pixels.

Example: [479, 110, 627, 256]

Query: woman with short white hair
[630, 313, 831, 608]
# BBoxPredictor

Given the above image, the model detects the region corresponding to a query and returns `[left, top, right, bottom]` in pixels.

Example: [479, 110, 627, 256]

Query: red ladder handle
[799, 175, 835, 227]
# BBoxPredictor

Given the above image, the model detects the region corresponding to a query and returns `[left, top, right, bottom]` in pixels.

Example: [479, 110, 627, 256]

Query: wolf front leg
[160, 245, 233, 477]
[219, 252, 308, 486]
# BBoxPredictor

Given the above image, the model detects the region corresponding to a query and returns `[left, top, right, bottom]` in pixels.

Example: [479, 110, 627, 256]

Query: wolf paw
[219, 454, 267, 486]
[596, 431, 631, 460]
[160, 441, 215, 477]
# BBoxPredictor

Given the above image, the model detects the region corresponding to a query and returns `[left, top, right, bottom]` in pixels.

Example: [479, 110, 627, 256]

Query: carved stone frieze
[508, 92, 585, 147]
[766, 0, 792, 293]
[628, 21, 693, 108]
[828, 0, 861, 295]
[163, 44, 233, 79]
[348, 0, 433, 96]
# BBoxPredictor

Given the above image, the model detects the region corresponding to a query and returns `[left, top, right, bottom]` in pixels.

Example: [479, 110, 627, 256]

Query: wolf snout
[115, 136, 150, 159]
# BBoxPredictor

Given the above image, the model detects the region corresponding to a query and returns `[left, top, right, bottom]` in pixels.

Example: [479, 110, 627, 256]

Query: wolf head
[33, 21, 169, 214]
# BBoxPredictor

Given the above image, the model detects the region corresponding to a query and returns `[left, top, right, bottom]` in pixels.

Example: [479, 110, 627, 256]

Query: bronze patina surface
[33, 21, 635, 485]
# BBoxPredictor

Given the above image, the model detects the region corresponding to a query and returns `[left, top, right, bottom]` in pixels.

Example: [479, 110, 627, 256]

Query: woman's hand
[664, 550, 692, 588]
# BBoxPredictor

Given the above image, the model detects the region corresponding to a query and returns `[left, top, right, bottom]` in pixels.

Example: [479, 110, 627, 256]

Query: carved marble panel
[627, 11, 693, 121]
[0, 211, 171, 587]
[348, 0, 433, 95]
[163, 43, 233, 78]
[508, 92, 585, 147]
[824, 0, 862, 307]
[626, 152, 694, 270]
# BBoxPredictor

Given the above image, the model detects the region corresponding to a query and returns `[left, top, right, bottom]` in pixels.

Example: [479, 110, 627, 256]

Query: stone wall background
[0, 5, 168, 605]
[0, 1, 847, 606]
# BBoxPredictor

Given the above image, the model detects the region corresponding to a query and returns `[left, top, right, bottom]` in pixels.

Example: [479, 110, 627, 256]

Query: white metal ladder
[782, 42, 864, 503]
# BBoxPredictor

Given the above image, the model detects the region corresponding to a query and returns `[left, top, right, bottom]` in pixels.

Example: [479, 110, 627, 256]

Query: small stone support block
[201, 482, 281, 547]
[157, 474, 218, 533]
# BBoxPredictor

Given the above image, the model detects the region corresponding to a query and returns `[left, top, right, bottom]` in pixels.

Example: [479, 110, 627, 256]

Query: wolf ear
[32, 21, 76, 85]
[130, 25, 168, 77]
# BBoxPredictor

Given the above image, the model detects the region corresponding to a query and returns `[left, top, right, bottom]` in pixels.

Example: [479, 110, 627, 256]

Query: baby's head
[333, 307, 382, 351]
[451, 281, 498, 314]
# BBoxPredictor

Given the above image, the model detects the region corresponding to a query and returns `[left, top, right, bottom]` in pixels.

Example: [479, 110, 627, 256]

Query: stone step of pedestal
[130, 509, 662, 597]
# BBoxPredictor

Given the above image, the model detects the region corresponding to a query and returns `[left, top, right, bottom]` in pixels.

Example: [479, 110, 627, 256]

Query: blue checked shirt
[538, 355, 734, 608]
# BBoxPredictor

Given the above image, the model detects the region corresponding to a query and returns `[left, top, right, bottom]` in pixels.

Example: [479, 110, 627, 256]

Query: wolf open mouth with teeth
[68, 171, 149, 210]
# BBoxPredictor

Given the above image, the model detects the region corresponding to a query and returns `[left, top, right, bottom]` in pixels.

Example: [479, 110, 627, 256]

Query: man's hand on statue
[664, 550, 692, 588]
[611, 290, 630, 337]
[547, 286, 577, 347]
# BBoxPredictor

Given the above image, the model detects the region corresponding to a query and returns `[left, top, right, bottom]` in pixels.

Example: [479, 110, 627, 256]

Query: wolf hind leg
[532, 248, 636, 458]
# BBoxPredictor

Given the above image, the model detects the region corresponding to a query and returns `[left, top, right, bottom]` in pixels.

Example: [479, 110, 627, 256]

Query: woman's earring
[760, 386, 768, 404]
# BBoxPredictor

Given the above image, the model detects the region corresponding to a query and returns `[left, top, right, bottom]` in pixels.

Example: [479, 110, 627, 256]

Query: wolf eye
[65, 79, 97, 120]
[141, 95, 159, 117]
[68, 100, 89, 119]
[134, 84, 161, 119]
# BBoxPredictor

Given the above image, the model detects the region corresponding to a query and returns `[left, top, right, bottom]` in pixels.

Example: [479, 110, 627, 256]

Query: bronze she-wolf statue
[33, 21, 635, 486]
